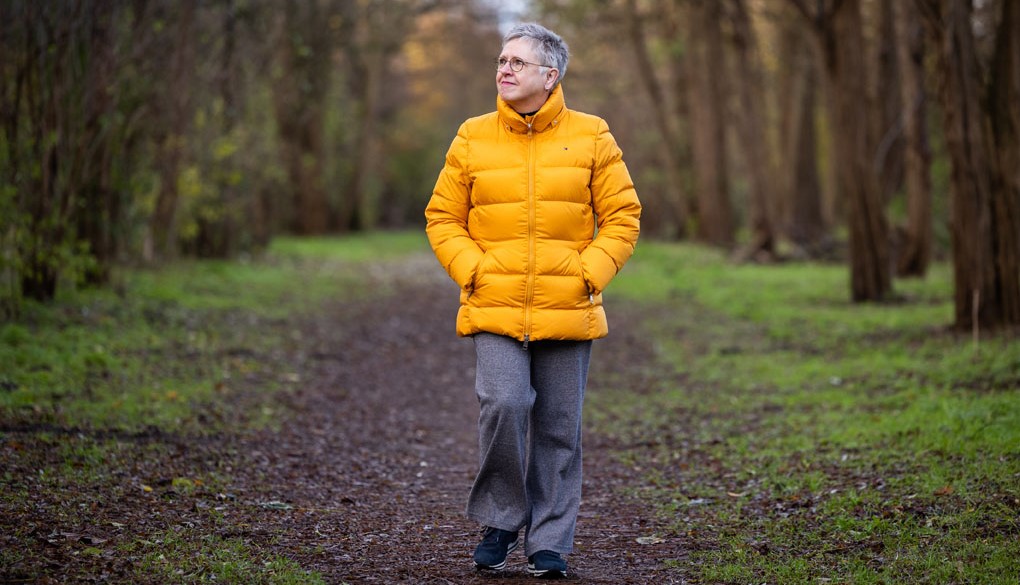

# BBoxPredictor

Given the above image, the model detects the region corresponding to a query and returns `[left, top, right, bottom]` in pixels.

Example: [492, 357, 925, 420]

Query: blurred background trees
[2, 0, 1017, 331]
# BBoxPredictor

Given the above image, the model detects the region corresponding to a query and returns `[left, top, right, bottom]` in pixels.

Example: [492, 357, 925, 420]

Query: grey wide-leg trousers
[467, 332, 593, 556]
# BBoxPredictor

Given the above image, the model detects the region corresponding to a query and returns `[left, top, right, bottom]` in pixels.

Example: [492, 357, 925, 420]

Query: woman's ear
[546, 69, 559, 91]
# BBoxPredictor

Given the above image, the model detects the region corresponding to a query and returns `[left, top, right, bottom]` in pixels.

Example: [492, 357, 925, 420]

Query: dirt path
[241, 254, 684, 583]
[2, 254, 685, 584]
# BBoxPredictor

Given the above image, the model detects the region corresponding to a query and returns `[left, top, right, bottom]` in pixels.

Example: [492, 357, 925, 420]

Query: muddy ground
[1, 256, 687, 584]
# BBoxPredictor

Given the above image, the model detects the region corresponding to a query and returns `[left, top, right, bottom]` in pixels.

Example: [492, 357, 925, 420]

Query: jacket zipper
[523, 121, 536, 350]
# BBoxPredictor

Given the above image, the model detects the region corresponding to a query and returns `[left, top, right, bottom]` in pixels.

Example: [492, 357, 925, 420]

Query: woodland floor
[1, 256, 688, 584]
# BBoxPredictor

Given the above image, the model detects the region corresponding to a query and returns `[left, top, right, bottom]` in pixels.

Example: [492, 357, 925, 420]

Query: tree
[334, 0, 447, 232]
[728, 0, 776, 262]
[1, 0, 514, 311]
[686, 0, 734, 247]
[871, 0, 904, 204]
[893, 0, 932, 277]
[187, 0, 258, 258]
[623, 0, 689, 238]
[272, 0, 332, 235]
[987, 0, 1020, 327]
[790, 0, 892, 301]
[0, 1, 131, 301]
[383, 3, 499, 227]
[147, 0, 199, 259]
[918, 0, 1020, 331]
[69, 0, 122, 285]
[774, 4, 827, 256]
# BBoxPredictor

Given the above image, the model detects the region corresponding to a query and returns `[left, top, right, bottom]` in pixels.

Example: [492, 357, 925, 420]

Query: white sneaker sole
[474, 538, 519, 571]
[527, 564, 567, 578]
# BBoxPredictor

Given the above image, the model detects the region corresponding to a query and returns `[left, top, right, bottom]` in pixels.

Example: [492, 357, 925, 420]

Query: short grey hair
[503, 23, 569, 88]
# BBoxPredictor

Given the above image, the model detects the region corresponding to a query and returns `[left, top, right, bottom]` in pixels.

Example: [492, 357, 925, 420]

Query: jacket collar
[497, 85, 566, 134]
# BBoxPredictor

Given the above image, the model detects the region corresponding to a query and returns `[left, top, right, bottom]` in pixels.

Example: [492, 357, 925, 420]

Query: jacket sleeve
[580, 119, 642, 294]
[425, 123, 484, 292]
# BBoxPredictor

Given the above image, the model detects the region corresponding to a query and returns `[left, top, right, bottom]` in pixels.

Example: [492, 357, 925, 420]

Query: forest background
[1, 0, 1019, 331]
[3, 1, 1020, 582]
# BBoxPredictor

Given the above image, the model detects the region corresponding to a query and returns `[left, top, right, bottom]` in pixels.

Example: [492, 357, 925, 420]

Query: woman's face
[497, 38, 557, 114]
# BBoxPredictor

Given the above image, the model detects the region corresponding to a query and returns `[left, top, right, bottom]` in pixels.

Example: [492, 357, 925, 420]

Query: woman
[425, 22, 641, 578]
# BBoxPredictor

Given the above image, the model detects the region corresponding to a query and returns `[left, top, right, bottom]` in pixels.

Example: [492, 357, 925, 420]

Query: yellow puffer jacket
[425, 85, 641, 343]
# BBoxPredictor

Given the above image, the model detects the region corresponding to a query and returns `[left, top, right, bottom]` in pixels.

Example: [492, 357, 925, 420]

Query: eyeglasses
[495, 57, 551, 72]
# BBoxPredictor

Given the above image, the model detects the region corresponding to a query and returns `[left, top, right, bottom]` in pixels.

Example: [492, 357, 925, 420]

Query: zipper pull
[522, 335, 529, 350]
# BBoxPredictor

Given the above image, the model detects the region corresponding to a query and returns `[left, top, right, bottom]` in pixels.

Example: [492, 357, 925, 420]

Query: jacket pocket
[468, 250, 490, 292]
[466, 249, 495, 304]
[573, 251, 593, 295]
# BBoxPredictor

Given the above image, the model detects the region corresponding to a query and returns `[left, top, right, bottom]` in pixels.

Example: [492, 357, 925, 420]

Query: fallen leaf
[934, 485, 954, 496]
[636, 535, 666, 545]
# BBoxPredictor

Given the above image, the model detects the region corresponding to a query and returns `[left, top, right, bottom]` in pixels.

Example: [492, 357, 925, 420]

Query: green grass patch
[2, 232, 425, 582]
[132, 529, 326, 584]
[594, 241, 1020, 583]
[0, 232, 431, 432]
[267, 230, 428, 262]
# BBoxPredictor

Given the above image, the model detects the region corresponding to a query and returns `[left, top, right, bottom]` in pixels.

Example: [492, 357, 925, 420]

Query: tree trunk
[686, 0, 734, 247]
[893, 0, 932, 277]
[335, 0, 439, 232]
[337, 50, 380, 233]
[776, 8, 826, 255]
[18, 3, 76, 300]
[803, 0, 892, 301]
[147, 0, 196, 260]
[623, 0, 688, 239]
[195, 0, 242, 258]
[872, 0, 903, 204]
[728, 0, 776, 262]
[837, 0, 892, 300]
[986, 0, 1020, 325]
[666, 0, 697, 230]
[919, 0, 1020, 330]
[75, 1, 118, 284]
[274, 0, 331, 235]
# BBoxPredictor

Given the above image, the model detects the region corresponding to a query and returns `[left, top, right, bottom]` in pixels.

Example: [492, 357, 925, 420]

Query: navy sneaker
[527, 550, 567, 578]
[473, 526, 519, 570]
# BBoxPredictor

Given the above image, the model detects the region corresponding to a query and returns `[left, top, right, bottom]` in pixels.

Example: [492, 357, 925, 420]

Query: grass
[132, 529, 326, 585]
[1, 232, 431, 585]
[4, 232, 1018, 583]
[0, 232, 432, 432]
[593, 241, 1020, 584]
